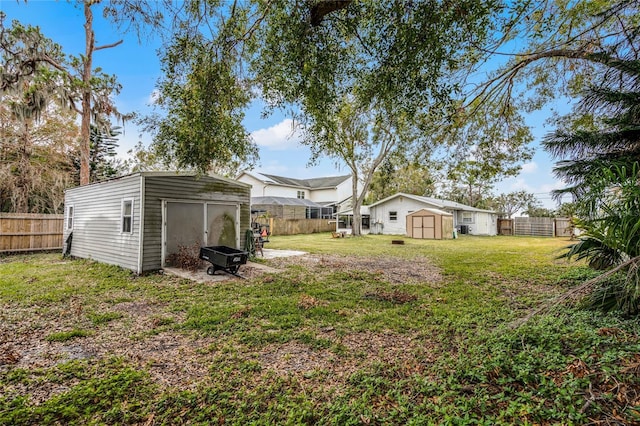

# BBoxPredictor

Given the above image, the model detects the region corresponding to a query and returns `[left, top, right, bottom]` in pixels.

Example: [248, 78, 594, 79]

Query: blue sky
[3, 1, 568, 208]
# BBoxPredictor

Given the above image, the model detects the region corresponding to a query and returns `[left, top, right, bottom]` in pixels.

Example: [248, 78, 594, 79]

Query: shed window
[121, 199, 134, 233]
[297, 191, 305, 199]
[66, 205, 74, 230]
[462, 212, 473, 223]
[389, 211, 398, 221]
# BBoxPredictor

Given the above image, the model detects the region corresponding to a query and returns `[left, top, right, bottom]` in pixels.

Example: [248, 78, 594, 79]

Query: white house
[367, 193, 498, 236]
[237, 171, 362, 216]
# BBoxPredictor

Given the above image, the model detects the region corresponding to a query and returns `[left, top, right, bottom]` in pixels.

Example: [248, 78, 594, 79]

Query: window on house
[462, 212, 473, 223]
[66, 205, 74, 230]
[297, 191, 305, 199]
[121, 199, 133, 233]
[389, 211, 398, 221]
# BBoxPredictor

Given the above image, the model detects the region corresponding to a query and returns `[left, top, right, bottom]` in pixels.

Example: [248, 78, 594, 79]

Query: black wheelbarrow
[199, 245, 249, 277]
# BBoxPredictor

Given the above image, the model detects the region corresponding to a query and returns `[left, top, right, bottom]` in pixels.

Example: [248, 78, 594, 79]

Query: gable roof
[368, 192, 496, 213]
[240, 171, 351, 189]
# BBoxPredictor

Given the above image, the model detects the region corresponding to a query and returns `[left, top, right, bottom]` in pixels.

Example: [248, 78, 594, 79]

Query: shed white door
[206, 203, 239, 247]
[412, 216, 435, 239]
[164, 201, 239, 266]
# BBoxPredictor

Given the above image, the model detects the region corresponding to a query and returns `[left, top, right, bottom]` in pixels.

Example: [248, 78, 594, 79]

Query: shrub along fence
[0, 213, 64, 253]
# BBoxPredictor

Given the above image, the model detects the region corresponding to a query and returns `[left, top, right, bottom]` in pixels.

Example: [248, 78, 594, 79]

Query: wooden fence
[0, 213, 64, 253]
[268, 218, 335, 236]
[498, 217, 573, 237]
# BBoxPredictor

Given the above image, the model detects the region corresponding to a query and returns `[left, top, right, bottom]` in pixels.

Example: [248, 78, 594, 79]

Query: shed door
[164, 201, 240, 267]
[206, 203, 239, 247]
[412, 217, 423, 239]
[412, 216, 435, 239]
[166, 202, 205, 260]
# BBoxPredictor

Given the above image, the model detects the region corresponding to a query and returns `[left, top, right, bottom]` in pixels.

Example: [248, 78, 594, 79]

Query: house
[63, 172, 251, 274]
[366, 192, 498, 236]
[237, 171, 361, 218]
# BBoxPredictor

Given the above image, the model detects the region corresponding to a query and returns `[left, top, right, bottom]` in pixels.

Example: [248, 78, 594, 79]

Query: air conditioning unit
[459, 225, 469, 234]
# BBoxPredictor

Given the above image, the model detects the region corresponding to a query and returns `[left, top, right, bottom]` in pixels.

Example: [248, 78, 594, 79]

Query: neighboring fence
[268, 218, 335, 236]
[497, 218, 514, 236]
[0, 213, 64, 253]
[502, 217, 572, 237]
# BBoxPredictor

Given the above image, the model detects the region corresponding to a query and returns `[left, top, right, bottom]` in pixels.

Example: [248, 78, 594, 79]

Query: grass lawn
[1, 234, 639, 425]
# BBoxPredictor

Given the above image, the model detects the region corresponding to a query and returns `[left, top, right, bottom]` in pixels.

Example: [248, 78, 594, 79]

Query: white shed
[63, 172, 251, 273]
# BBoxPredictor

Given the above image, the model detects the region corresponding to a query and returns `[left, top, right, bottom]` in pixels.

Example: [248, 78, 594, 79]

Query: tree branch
[94, 39, 124, 51]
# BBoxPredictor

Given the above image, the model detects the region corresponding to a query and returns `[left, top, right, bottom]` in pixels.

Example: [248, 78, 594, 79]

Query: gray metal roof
[251, 196, 328, 208]
[258, 173, 351, 189]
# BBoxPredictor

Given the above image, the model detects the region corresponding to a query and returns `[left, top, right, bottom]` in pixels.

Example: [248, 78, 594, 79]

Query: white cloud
[520, 162, 538, 173]
[147, 89, 160, 106]
[251, 119, 302, 151]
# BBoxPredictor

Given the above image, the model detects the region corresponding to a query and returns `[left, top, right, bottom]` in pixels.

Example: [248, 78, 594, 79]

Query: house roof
[368, 192, 496, 213]
[251, 196, 329, 208]
[240, 171, 351, 189]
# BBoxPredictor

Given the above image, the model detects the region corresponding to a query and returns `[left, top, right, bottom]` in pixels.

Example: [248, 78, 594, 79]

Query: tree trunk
[80, 1, 95, 186]
[15, 121, 31, 213]
[351, 171, 361, 236]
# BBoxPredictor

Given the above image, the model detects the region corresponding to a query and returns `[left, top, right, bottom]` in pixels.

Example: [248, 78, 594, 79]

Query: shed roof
[65, 171, 250, 193]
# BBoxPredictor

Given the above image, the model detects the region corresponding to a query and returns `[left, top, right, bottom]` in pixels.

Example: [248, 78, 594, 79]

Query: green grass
[1, 234, 639, 425]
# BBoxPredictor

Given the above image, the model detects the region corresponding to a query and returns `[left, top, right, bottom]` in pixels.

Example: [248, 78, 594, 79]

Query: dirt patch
[255, 330, 439, 383]
[267, 253, 442, 285]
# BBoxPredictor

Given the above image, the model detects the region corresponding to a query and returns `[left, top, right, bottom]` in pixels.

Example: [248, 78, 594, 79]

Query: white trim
[137, 176, 145, 274]
[65, 205, 74, 230]
[161, 200, 167, 268]
[121, 198, 134, 234]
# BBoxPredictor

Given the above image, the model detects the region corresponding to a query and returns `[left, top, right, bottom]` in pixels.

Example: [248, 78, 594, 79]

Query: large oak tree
[149, 0, 501, 235]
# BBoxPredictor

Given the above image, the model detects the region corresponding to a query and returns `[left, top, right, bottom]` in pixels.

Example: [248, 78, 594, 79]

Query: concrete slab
[163, 261, 280, 283]
[260, 248, 307, 259]
[162, 249, 305, 283]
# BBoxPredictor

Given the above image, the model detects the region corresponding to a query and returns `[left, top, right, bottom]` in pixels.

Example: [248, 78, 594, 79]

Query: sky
[2, 1, 569, 208]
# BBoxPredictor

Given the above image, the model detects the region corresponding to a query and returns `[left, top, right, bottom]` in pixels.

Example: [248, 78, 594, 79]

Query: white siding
[237, 174, 268, 198]
[472, 212, 498, 236]
[63, 175, 142, 271]
[308, 188, 335, 203]
[335, 178, 356, 203]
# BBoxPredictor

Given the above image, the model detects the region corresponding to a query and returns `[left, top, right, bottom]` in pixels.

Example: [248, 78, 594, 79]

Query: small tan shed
[406, 208, 454, 240]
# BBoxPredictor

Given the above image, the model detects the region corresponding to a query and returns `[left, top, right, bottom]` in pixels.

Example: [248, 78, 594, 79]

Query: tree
[367, 157, 437, 203]
[69, 125, 127, 184]
[523, 203, 556, 218]
[0, 102, 78, 213]
[149, 0, 499, 235]
[142, 32, 259, 175]
[1, 1, 163, 186]
[434, 100, 534, 208]
[491, 191, 536, 219]
[541, 29, 640, 314]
